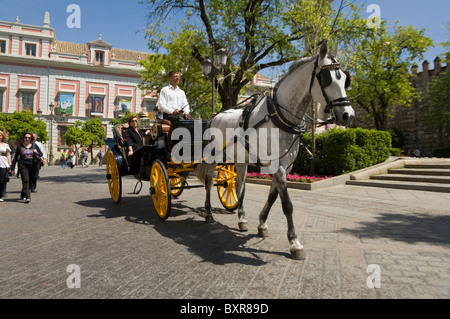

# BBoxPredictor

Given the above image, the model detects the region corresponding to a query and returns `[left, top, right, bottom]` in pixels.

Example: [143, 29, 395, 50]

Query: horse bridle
[308, 56, 351, 115]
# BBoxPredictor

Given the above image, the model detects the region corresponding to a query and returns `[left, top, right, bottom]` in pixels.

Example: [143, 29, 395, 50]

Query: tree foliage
[0, 110, 48, 142]
[340, 6, 433, 130]
[63, 121, 92, 155]
[63, 118, 105, 160]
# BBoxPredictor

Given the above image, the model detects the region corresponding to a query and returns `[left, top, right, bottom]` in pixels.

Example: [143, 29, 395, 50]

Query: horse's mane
[288, 55, 316, 73]
[274, 55, 317, 90]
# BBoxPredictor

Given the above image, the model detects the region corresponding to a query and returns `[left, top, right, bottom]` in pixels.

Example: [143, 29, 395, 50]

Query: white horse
[195, 41, 354, 260]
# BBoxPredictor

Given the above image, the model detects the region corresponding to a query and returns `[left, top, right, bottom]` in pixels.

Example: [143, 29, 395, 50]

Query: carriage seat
[159, 120, 171, 133]
[113, 124, 129, 148]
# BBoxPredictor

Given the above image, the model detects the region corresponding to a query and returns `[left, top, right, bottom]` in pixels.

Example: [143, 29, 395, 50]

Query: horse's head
[310, 41, 355, 127]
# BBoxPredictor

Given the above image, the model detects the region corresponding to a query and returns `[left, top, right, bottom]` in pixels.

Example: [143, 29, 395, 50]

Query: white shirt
[0, 144, 11, 168]
[34, 141, 47, 159]
[158, 84, 189, 114]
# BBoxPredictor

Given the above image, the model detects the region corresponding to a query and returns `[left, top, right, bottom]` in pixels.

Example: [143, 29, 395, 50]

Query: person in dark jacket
[11, 132, 43, 203]
[123, 115, 144, 157]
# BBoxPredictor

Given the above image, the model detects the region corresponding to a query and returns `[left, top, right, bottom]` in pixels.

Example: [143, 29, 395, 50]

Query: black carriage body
[106, 119, 209, 181]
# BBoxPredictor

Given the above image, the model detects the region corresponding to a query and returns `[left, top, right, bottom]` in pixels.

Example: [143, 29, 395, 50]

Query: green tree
[82, 118, 106, 163]
[343, 18, 433, 130]
[63, 121, 92, 158]
[0, 110, 48, 142]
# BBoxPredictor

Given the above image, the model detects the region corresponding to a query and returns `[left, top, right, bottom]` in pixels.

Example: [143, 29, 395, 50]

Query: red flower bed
[246, 172, 332, 183]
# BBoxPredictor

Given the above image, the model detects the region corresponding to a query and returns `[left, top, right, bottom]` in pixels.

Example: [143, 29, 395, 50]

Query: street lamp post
[201, 47, 227, 117]
[48, 102, 54, 165]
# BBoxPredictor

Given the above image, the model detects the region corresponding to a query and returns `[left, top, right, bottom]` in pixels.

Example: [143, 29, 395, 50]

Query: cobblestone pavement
[0, 166, 449, 300]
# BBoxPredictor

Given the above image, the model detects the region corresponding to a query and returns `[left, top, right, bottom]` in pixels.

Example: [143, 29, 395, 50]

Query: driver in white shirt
[158, 70, 191, 121]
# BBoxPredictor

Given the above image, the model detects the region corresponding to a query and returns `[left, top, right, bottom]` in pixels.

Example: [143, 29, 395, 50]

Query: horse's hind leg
[204, 164, 216, 223]
[257, 183, 278, 237]
[235, 164, 248, 231]
[273, 169, 306, 260]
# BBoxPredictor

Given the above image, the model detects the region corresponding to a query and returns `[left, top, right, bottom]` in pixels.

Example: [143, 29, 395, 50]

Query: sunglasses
[24, 136, 32, 139]
[317, 65, 351, 89]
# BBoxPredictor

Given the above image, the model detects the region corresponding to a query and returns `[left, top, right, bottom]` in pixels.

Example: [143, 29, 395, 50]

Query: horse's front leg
[235, 164, 248, 231]
[257, 182, 278, 237]
[273, 169, 306, 260]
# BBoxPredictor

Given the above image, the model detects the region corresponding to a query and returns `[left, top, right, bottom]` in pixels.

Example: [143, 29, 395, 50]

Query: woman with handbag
[0, 131, 12, 202]
[11, 132, 43, 203]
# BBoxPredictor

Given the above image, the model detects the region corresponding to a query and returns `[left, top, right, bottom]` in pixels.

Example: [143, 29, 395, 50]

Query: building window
[0, 40, 5, 54]
[58, 125, 70, 148]
[95, 51, 104, 65]
[90, 96, 104, 116]
[25, 43, 36, 56]
[22, 92, 34, 111]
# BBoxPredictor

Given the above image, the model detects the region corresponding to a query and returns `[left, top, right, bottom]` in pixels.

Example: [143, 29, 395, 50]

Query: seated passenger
[123, 115, 145, 157]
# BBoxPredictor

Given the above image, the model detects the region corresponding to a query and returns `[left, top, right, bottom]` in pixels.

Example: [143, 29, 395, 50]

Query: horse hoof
[290, 249, 306, 260]
[257, 227, 269, 237]
[205, 216, 215, 223]
[238, 222, 248, 232]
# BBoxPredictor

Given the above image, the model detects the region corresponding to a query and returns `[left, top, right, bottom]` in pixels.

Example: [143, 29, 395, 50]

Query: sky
[0, 0, 448, 74]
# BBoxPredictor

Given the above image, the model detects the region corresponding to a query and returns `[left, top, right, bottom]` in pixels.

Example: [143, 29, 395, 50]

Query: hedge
[432, 147, 450, 158]
[292, 127, 392, 176]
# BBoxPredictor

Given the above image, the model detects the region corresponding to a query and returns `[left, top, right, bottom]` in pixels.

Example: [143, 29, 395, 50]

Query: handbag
[33, 154, 44, 166]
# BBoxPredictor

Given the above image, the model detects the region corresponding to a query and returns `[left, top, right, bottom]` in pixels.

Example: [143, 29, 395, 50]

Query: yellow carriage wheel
[170, 174, 185, 198]
[150, 159, 171, 220]
[106, 150, 122, 204]
[216, 164, 239, 211]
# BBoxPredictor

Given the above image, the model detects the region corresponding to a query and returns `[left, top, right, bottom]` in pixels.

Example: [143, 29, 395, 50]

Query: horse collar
[266, 97, 306, 135]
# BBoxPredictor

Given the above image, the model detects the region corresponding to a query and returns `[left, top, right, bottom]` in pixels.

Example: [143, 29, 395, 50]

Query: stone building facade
[350, 57, 449, 155]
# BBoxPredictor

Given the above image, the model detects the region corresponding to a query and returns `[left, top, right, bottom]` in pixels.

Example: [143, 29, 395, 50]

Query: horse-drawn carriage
[105, 41, 354, 260]
[105, 115, 239, 220]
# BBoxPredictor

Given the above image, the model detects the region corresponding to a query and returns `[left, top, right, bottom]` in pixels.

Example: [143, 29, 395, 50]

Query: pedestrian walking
[11, 132, 43, 203]
[67, 150, 73, 169]
[97, 150, 103, 166]
[60, 150, 68, 169]
[0, 131, 12, 202]
[81, 149, 89, 168]
[71, 151, 76, 168]
[1, 131, 14, 198]
[31, 132, 46, 193]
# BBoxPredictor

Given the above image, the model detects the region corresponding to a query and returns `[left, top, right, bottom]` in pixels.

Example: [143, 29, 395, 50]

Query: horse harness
[309, 56, 351, 114]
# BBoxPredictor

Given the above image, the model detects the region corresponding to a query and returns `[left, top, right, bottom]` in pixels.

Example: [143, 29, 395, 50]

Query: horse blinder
[343, 70, 351, 89]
